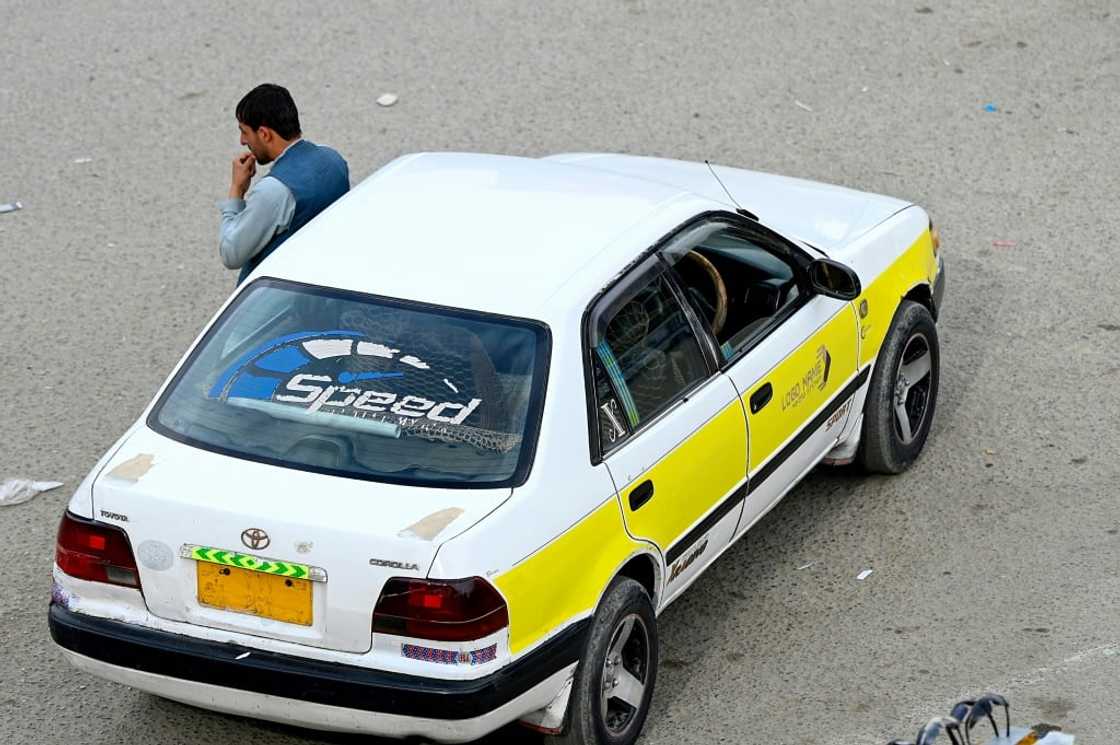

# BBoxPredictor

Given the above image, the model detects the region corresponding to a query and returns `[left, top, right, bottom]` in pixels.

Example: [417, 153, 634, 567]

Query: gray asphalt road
[2, 1, 1118, 743]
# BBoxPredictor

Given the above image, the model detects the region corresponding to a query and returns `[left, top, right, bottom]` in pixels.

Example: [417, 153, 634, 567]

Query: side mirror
[808, 259, 861, 301]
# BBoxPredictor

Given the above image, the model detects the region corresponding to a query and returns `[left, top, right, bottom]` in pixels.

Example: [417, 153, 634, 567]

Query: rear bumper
[50, 603, 584, 740]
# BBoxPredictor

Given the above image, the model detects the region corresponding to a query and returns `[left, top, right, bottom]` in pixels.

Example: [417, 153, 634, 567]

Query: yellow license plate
[197, 561, 313, 626]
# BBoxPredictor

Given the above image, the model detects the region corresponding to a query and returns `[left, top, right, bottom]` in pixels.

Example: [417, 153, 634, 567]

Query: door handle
[628, 480, 655, 511]
[749, 383, 773, 414]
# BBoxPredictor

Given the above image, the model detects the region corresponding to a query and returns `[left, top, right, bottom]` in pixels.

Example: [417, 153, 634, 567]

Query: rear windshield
[150, 279, 550, 488]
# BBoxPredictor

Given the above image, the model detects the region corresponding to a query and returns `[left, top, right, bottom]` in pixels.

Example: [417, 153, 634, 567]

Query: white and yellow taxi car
[50, 152, 944, 745]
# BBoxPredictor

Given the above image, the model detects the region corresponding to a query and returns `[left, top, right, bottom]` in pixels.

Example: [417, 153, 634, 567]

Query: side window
[593, 355, 630, 448]
[666, 227, 804, 360]
[590, 266, 710, 452]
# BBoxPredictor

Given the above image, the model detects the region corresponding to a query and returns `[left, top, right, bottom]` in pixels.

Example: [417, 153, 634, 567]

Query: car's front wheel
[859, 299, 940, 474]
[557, 578, 657, 745]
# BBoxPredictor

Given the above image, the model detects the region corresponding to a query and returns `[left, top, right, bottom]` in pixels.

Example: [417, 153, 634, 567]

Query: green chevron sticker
[186, 545, 321, 582]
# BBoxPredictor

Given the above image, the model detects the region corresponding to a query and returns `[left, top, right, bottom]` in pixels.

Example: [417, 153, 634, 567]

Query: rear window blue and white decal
[151, 280, 548, 487]
[208, 330, 482, 431]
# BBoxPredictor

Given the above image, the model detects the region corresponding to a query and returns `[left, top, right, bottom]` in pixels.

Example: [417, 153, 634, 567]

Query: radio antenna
[704, 160, 758, 221]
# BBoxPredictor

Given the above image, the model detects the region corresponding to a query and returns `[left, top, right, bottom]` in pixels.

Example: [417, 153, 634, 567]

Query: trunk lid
[92, 426, 509, 653]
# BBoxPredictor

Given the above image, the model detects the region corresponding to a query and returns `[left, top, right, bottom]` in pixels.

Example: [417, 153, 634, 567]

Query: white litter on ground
[856, 568, 874, 581]
[0, 201, 23, 214]
[0, 479, 64, 506]
[794, 99, 813, 112]
[797, 561, 816, 570]
[377, 93, 399, 107]
[72, 157, 93, 164]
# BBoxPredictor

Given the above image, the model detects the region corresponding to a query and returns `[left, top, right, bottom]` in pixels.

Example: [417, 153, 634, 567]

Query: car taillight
[929, 218, 941, 256]
[55, 511, 141, 589]
[372, 577, 508, 642]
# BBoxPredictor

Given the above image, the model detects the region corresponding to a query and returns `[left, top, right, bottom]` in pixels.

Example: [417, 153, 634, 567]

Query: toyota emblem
[241, 528, 270, 550]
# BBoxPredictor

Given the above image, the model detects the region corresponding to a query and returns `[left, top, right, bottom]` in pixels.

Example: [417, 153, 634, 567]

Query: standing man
[218, 84, 350, 284]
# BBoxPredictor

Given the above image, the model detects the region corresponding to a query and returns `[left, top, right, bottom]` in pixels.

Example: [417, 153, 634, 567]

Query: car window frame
[582, 211, 822, 464]
[146, 276, 553, 490]
[661, 217, 816, 369]
[582, 212, 731, 464]
[584, 255, 718, 461]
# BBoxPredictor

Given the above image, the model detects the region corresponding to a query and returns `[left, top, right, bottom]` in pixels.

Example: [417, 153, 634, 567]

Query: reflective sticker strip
[401, 643, 498, 666]
[469, 644, 498, 665]
[595, 342, 640, 427]
[182, 545, 326, 582]
[402, 644, 461, 665]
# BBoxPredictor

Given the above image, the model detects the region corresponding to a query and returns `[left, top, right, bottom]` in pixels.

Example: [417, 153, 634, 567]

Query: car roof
[255, 152, 720, 319]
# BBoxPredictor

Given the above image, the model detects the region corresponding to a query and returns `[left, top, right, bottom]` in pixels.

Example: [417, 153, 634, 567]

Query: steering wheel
[685, 252, 729, 336]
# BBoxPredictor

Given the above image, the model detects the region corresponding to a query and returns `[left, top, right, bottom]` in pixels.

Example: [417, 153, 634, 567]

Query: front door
[726, 295, 859, 532]
[659, 219, 860, 537]
[588, 256, 747, 597]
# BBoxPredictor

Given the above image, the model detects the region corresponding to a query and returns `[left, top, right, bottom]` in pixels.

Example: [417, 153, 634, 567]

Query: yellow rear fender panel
[493, 497, 649, 654]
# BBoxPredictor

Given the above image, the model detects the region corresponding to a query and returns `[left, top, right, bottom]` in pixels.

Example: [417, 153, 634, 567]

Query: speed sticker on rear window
[208, 330, 483, 427]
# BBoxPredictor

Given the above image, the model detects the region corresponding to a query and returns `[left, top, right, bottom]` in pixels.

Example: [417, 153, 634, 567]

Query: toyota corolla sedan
[49, 152, 944, 745]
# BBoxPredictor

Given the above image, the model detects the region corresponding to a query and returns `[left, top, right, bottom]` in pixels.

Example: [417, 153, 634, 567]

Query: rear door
[661, 219, 860, 537]
[589, 255, 747, 598]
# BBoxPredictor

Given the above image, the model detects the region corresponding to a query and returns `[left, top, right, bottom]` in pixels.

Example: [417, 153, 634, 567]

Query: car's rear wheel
[859, 299, 940, 474]
[556, 578, 657, 745]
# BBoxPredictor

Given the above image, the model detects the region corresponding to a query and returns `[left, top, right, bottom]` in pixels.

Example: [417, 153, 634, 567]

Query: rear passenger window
[589, 265, 710, 451]
[593, 355, 630, 448]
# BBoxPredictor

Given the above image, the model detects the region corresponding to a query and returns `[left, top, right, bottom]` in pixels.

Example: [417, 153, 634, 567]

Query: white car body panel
[247, 152, 720, 320]
[93, 427, 510, 654]
[544, 152, 911, 253]
[830, 204, 931, 292]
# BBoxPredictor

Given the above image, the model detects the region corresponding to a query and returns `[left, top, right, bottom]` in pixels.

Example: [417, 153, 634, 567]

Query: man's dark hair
[236, 84, 301, 139]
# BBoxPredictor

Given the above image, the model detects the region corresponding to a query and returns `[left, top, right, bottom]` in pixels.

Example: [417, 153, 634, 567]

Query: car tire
[556, 578, 658, 745]
[858, 299, 940, 474]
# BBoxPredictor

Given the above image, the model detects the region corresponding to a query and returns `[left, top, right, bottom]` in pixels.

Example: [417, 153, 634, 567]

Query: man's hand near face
[229, 151, 257, 199]
[218, 144, 295, 272]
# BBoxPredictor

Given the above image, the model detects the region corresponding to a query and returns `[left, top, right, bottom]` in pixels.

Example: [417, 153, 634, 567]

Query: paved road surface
[2, 1, 1118, 743]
